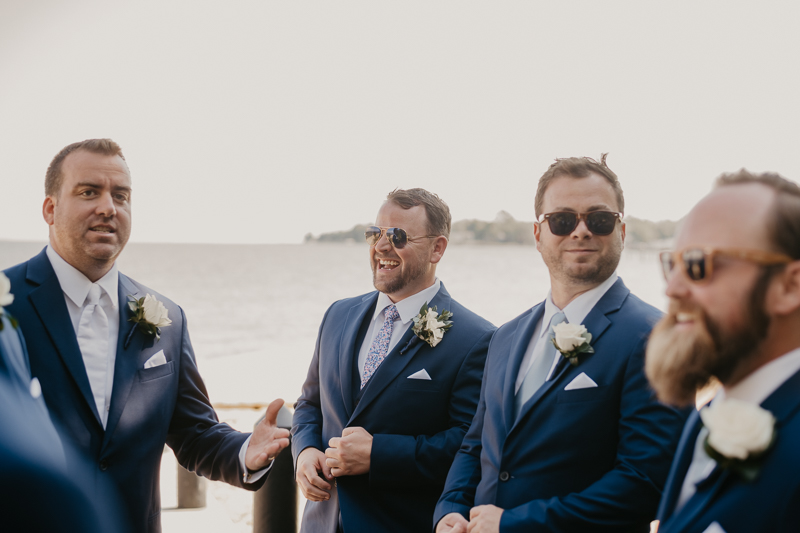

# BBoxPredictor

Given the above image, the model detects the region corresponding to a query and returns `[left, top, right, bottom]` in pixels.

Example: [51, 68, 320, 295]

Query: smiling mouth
[378, 259, 399, 271]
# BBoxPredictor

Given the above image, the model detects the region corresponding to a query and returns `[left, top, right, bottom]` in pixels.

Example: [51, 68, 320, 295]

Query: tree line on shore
[304, 211, 678, 248]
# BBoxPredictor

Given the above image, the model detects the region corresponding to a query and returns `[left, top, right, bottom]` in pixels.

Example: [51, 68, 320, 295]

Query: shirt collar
[374, 278, 442, 325]
[721, 347, 800, 405]
[539, 273, 618, 338]
[46, 245, 119, 310]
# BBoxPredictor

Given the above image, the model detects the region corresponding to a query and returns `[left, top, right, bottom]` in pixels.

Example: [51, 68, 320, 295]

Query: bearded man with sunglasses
[647, 172, 800, 533]
[435, 156, 687, 533]
[292, 188, 495, 533]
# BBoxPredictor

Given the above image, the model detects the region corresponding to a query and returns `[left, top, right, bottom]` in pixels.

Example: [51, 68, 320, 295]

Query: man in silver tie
[435, 156, 688, 533]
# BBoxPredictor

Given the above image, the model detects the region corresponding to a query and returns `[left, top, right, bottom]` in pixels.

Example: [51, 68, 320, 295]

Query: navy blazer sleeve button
[499, 471, 510, 482]
[99, 459, 109, 471]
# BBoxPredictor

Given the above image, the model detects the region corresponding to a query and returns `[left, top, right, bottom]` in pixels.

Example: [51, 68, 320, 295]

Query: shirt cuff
[239, 434, 273, 484]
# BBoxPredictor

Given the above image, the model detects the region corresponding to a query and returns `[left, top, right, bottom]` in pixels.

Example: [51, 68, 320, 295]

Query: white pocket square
[702, 522, 727, 533]
[564, 372, 597, 390]
[407, 369, 431, 380]
[144, 350, 167, 369]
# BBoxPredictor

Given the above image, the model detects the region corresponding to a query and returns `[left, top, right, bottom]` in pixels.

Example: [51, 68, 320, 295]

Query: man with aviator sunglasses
[647, 171, 800, 533]
[435, 155, 687, 533]
[293, 188, 495, 533]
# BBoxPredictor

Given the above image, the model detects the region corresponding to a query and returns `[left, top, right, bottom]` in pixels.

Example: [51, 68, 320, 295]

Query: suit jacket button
[499, 471, 510, 482]
[99, 459, 109, 471]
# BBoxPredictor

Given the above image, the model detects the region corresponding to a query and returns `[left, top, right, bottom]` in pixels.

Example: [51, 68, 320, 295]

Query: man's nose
[95, 192, 117, 218]
[374, 231, 393, 253]
[570, 218, 592, 239]
[664, 265, 691, 300]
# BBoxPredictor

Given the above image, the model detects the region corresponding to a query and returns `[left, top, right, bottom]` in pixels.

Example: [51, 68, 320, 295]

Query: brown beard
[645, 269, 774, 407]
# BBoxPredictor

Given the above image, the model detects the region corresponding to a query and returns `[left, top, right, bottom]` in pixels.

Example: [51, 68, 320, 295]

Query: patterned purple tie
[361, 304, 400, 389]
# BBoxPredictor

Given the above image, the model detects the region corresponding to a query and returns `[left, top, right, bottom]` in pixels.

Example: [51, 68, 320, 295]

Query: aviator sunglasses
[538, 211, 622, 236]
[364, 226, 438, 249]
[659, 247, 793, 284]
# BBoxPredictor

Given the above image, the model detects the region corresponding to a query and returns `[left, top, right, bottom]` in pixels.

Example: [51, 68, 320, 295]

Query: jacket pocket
[138, 361, 174, 382]
[555, 385, 609, 404]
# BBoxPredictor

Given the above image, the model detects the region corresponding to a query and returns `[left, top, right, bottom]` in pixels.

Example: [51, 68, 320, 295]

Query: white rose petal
[425, 311, 440, 330]
[700, 398, 775, 460]
[429, 327, 444, 347]
[553, 322, 587, 352]
[142, 294, 172, 328]
[0, 272, 14, 307]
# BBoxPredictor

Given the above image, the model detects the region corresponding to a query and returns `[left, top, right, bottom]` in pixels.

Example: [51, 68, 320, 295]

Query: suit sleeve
[368, 327, 493, 489]
[291, 305, 334, 467]
[166, 308, 258, 490]
[498, 336, 687, 533]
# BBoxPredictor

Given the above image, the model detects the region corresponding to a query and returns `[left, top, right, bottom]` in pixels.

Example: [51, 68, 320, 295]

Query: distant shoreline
[303, 211, 679, 249]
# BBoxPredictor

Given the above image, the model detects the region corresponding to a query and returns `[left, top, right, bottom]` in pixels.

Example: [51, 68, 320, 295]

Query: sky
[1, 1, 799, 244]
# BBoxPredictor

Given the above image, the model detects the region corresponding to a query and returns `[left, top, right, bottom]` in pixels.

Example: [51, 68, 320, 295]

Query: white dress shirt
[47, 246, 119, 427]
[357, 279, 441, 376]
[46, 246, 265, 481]
[515, 273, 618, 393]
[676, 347, 800, 509]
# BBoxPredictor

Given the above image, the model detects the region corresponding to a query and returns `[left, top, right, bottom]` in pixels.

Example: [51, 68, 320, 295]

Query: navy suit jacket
[0, 312, 126, 532]
[656, 368, 800, 533]
[435, 278, 689, 533]
[292, 283, 495, 533]
[0, 312, 65, 468]
[4, 249, 262, 533]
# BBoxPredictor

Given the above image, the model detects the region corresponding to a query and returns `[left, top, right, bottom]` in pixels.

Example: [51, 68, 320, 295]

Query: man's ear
[534, 222, 542, 252]
[430, 236, 448, 265]
[43, 196, 56, 226]
[769, 261, 800, 316]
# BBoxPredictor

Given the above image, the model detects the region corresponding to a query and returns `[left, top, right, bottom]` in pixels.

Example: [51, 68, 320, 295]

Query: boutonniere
[0, 272, 18, 331]
[124, 294, 173, 348]
[700, 398, 777, 481]
[551, 322, 594, 366]
[411, 302, 453, 348]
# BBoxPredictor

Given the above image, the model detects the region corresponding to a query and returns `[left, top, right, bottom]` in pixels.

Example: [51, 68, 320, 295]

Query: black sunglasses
[538, 211, 622, 236]
[659, 247, 793, 284]
[365, 226, 439, 249]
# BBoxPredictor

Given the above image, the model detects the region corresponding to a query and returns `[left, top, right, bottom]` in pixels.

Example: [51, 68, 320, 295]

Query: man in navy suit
[292, 188, 495, 533]
[435, 156, 688, 533]
[648, 171, 800, 533]
[4, 139, 290, 533]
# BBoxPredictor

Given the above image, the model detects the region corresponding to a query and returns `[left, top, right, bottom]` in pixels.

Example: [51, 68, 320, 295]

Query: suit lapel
[658, 409, 704, 522]
[511, 279, 629, 430]
[664, 370, 800, 531]
[27, 251, 102, 426]
[339, 293, 378, 418]
[348, 286, 452, 424]
[102, 274, 143, 445]
[501, 306, 542, 433]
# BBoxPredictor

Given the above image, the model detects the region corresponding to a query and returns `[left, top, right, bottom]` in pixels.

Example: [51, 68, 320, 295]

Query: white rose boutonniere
[411, 302, 453, 348]
[700, 398, 777, 481]
[0, 272, 18, 331]
[551, 322, 594, 366]
[125, 294, 173, 348]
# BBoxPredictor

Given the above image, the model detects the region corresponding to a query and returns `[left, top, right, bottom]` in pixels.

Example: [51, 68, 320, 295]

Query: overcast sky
[2, 1, 799, 244]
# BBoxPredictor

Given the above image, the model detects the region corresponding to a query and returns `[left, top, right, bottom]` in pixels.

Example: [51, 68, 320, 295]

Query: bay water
[0, 241, 668, 405]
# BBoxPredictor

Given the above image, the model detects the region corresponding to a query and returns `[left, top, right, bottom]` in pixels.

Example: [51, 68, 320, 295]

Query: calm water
[0, 241, 668, 404]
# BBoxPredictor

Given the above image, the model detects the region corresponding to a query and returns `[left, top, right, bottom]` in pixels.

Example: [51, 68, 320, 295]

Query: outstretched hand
[245, 398, 291, 471]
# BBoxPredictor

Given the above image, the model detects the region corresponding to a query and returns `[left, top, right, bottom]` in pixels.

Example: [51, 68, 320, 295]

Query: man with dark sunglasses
[435, 155, 687, 533]
[647, 171, 800, 533]
[292, 188, 495, 533]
